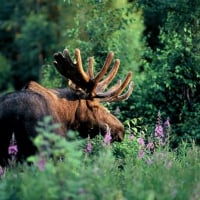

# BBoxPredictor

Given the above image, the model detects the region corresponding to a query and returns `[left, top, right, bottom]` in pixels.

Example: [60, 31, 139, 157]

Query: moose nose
[118, 131, 125, 141]
[112, 130, 124, 142]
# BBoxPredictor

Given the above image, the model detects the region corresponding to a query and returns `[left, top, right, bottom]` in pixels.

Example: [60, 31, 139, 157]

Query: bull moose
[0, 48, 133, 166]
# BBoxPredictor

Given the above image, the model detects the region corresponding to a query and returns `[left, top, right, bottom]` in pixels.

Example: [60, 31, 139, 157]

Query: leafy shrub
[0, 117, 199, 200]
[14, 13, 57, 89]
[131, 0, 200, 144]
[0, 54, 12, 91]
[62, 0, 144, 80]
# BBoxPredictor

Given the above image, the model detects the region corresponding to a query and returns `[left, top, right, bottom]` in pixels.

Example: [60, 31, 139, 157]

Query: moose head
[0, 48, 133, 166]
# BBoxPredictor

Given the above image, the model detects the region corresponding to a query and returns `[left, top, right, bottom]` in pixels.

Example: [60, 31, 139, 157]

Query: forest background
[0, 0, 200, 146]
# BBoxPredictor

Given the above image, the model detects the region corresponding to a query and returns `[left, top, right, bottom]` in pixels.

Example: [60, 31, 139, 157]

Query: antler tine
[74, 49, 89, 82]
[91, 51, 114, 89]
[87, 57, 94, 79]
[102, 80, 122, 94]
[96, 59, 120, 93]
[117, 82, 134, 101]
[54, 48, 93, 92]
[100, 81, 134, 102]
[95, 72, 133, 101]
[53, 49, 72, 77]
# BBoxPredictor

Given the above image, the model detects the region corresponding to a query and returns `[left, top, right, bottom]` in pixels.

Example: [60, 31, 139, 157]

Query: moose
[0, 48, 133, 166]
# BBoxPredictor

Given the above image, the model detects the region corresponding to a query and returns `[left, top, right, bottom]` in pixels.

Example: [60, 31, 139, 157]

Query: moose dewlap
[0, 48, 133, 166]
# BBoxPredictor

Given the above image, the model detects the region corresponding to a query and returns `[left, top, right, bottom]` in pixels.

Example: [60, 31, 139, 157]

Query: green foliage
[14, 13, 57, 88]
[132, 0, 200, 144]
[0, 0, 61, 90]
[0, 54, 12, 91]
[40, 63, 64, 88]
[0, 0, 199, 147]
[63, 0, 144, 76]
[31, 0, 145, 93]
[0, 117, 199, 200]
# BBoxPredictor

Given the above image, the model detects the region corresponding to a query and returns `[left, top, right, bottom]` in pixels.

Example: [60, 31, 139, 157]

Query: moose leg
[15, 132, 37, 163]
[13, 121, 38, 163]
[0, 120, 38, 166]
[0, 129, 13, 167]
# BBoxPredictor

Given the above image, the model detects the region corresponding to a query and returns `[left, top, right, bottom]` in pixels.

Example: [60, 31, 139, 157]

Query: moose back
[0, 48, 133, 166]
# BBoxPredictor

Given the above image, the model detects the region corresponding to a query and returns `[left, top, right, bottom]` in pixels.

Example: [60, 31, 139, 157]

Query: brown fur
[26, 81, 124, 140]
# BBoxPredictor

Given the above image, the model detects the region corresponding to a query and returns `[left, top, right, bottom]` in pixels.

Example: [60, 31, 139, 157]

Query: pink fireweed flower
[37, 157, 46, 171]
[137, 138, 145, 146]
[138, 149, 145, 159]
[8, 133, 18, 156]
[146, 142, 154, 151]
[103, 125, 112, 145]
[154, 111, 164, 138]
[86, 142, 92, 153]
[8, 145, 18, 156]
[154, 124, 164, 137]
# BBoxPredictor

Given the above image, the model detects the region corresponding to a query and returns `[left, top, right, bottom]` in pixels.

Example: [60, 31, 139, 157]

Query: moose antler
[53, 48, 133, 102]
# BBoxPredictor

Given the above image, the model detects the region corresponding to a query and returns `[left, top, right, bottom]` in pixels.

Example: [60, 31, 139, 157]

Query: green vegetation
[0, 117, 199, 200]
[0, 1, 200, 198]
[134, 0, 200, 145]
[1, 0, 199, 144]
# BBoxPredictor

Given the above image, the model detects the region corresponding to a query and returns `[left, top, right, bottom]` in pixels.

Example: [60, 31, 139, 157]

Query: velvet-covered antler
[53, 48, 133, 102]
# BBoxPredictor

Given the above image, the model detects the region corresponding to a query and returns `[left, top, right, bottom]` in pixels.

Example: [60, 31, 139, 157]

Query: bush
[0, 54, 12, 91]
[14, 13, 57, 89]
[0, 117, 199, 200]
[132, 0, 200, 144]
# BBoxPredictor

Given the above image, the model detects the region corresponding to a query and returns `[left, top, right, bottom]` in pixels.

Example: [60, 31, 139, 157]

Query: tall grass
[0, 116, 199, 200]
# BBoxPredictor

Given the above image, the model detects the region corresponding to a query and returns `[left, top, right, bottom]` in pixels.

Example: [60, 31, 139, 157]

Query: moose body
[0, 48, 133, 166]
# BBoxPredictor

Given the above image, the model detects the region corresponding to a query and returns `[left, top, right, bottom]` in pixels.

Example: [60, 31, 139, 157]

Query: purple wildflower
[146, 142, 154, 151]
[37, 157, 46, 171]
[86, 142, 92, 153]
[8, 145, 18, 156]
[8, 133, 18, 156]
[138, 138, 145, 146]
[154, 125, 164, 137]
[138, 149, 145, 159]
[103, 125, 112, 145]
[154, 111, 164, 138]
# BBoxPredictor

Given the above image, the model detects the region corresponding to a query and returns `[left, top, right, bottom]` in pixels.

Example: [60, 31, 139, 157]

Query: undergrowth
[0, 116, 199, 200]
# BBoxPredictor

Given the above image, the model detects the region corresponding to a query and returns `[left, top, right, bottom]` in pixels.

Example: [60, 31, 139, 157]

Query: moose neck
[51, 88, 81, 132]
[26, 82, 81, 135]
